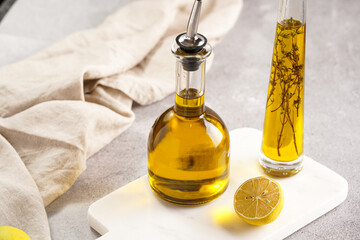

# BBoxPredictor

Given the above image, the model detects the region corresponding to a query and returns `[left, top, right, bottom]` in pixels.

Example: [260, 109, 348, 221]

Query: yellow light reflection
[211, 205, 250, 234]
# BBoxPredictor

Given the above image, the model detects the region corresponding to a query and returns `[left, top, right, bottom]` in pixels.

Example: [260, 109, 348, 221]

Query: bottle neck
[278, 0, 306, 24]
[174, 59, 206, 118]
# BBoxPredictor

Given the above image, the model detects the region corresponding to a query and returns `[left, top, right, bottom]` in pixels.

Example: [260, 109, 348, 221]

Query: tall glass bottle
[259, 0, 306, 177]
[148, 0, 230, 205]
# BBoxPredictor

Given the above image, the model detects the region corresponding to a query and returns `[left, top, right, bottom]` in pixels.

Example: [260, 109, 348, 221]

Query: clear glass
[174, 59, 205, 117]
[147, 43, 230, 205]
[259, 0, 306, 177]
[175, 60, 205, 97]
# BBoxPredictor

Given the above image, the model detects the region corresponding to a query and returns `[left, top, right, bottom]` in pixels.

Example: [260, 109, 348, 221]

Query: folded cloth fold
[0, 0, 243, 239]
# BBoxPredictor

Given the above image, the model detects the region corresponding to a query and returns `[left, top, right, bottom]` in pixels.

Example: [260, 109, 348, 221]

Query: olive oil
[262, 19, 305, 162]
[259, 10, 306, 177]
[148, 88, 230, 204]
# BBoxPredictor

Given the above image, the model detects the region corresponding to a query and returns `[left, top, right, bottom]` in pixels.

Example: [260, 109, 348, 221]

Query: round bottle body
[148, 106, 230, 205]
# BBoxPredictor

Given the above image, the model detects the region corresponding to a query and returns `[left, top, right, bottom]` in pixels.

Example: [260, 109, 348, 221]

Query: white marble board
[88, 128, 348, 240]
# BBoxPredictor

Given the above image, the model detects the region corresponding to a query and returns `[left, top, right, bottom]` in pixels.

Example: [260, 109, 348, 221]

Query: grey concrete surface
[0, 0, 359, 239]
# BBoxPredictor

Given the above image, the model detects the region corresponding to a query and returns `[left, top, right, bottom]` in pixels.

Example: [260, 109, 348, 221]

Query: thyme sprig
[266, 19, 304, 157]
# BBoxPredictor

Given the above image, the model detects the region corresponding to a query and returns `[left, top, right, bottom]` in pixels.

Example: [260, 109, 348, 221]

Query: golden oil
[148, 88, 230, 205]
[262, 19, 305, 162]
[260, 17, 306, 177]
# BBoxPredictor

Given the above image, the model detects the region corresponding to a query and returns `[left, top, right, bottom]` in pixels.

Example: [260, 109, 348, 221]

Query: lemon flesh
[233, 176, 284, 225]
[0, 226, 31, 240]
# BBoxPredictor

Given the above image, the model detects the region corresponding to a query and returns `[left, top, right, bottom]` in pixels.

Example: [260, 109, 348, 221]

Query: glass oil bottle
[148, 0, 230, 205]
[259, 0, 307, 177]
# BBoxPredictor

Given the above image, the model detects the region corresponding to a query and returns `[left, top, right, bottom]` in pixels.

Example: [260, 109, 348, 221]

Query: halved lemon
[233, 176, 284, 225]
[0, 226, 31, 240]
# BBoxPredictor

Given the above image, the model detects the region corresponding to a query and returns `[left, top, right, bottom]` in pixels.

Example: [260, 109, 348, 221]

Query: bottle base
[148, 170, 229, 205]
[259, 152, 303, 177]
[150, 184, 228, 205]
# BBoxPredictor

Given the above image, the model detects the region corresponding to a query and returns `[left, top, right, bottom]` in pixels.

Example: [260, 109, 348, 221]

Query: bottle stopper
[175, 0, 207, 71]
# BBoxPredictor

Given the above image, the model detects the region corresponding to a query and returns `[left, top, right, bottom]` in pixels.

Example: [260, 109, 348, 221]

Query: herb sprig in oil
[262, 18, 305, 161]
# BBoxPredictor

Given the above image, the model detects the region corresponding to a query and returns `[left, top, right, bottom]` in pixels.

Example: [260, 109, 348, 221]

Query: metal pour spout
[186, 0, 202, 40]
[176, 0, 207, 54]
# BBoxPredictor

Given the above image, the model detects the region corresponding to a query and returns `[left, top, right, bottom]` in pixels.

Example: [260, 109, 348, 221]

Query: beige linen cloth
[0, 0, 242, 239]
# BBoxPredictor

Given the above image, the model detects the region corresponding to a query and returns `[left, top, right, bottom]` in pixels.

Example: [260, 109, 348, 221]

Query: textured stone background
[0, 0, 359, 239]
